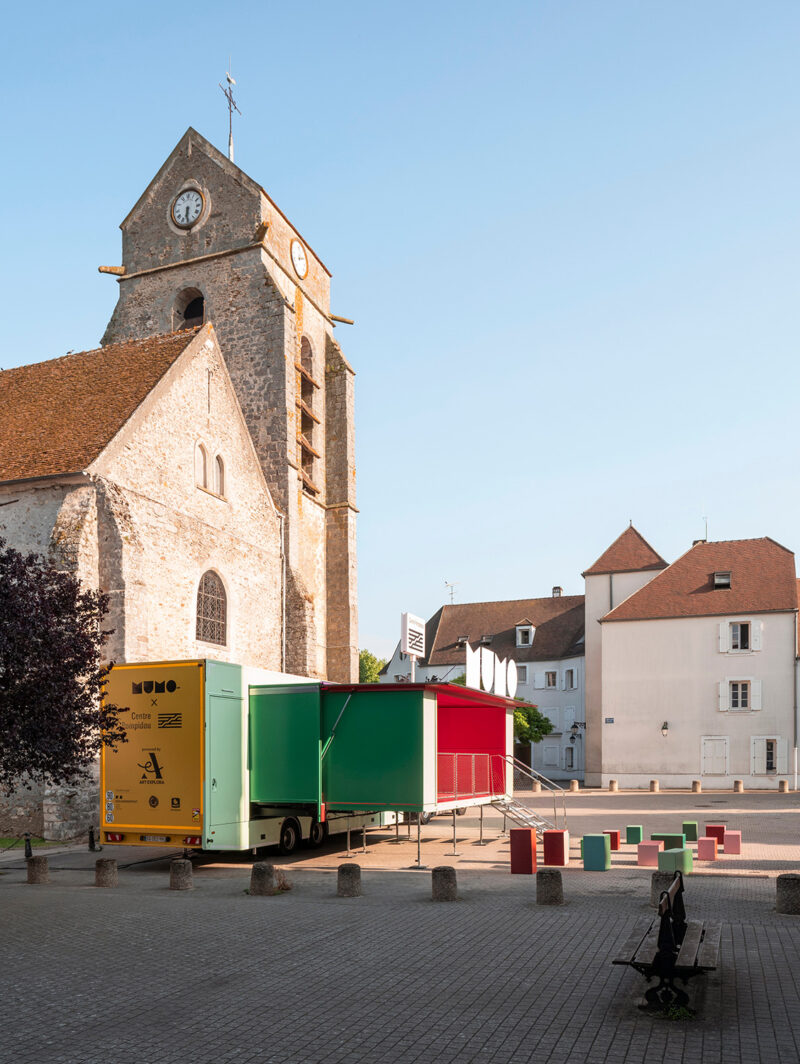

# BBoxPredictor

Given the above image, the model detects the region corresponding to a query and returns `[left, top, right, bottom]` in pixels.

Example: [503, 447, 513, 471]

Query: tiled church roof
[0, 330, 199, 482]
[582, 525, 667, 576]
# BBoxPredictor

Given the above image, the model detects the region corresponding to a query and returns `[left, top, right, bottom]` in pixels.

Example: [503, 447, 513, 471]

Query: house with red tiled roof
[380, 589, 586, 780]
[584, 529, 798, 789]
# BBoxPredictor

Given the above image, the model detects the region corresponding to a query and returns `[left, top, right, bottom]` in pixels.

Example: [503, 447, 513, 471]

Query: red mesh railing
[437, 753, 505, 802]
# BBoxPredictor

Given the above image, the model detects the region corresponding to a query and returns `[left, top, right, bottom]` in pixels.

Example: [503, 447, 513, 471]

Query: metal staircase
[490, 755, 568, 837]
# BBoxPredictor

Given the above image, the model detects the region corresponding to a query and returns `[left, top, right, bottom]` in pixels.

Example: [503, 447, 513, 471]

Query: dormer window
[516, 625, 534, 648]
[714, 571, 732, 589]
[456, 635, 468, 648]
[479, 634, 493, 646]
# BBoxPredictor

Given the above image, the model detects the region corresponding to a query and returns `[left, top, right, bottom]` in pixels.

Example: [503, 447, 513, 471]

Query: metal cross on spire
[219, 61, 241, 163]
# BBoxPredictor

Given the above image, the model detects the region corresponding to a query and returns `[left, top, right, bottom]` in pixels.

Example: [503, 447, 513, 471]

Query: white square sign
[401, 612, 425, 657]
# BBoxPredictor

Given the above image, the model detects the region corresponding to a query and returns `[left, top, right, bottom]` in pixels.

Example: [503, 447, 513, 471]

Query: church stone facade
[102, 127, 358, 683]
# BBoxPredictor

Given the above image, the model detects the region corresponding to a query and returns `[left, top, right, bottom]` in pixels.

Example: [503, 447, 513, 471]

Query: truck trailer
[100, 659, 516, 854]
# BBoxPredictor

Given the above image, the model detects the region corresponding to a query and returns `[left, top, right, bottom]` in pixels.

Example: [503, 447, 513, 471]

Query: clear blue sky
[2, 2, 799, 657]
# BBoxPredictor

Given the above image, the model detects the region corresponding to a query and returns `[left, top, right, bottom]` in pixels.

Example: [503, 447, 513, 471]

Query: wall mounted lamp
[661, 721, 669, 737]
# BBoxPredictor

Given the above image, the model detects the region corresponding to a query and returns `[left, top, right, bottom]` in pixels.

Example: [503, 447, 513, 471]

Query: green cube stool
[582, 834, 611, 871]
[682, 821, 699, 842]
[626, 825, 643, 845]
[652, 833, 686, 851]
[658, 847, 693, 874]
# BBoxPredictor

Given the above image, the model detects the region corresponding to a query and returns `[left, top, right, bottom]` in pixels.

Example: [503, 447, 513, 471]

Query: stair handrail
[490, 753, 568, 829]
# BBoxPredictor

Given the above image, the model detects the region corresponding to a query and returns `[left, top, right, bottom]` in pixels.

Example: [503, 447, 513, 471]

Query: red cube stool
[697, 836, 718, 861]
[637, 841, 664, 867]
[723, 830, 742, 854]
[705, 824, 726, 845]
[603, 829, 621, 851]
[509, 828, 537, 874]
[542, 829, 570, 866]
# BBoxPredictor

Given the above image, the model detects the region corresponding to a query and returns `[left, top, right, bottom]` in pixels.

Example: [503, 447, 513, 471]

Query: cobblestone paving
[1, 790, 799, 1063]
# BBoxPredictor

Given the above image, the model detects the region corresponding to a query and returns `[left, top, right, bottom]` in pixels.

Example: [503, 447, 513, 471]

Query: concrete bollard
[531, 780, 542, 793]
[692, 780, 702, 793]
[249, 862, 276, 896]
[609, 779, 618, 792]
[569, 779, 580, 793]
[650, 779, 660, 793]
[650, 870, 674, 907]
[169, 858, 193, 891]
[337, 863, 362, 897]
[779, 780, 789, 794]
[95, 858, 118, 888]
[777, 874, 800, 914]
[733, 779, 744, 793]
[536, 868, 564, 905]
[432, 866, 458, 902]
[26, 856, 49, 885]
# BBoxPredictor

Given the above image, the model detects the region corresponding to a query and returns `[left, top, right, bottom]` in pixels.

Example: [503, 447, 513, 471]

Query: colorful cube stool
[509, 828, 537, 874]
[637, 841, 664, 867]
[603, 829, 621, 851]
[626, 825, 644, 845]
[582, 834, 611, 871]
[651, 833, 686, 850]
[723, 830, 742, 855]
[697, 836, 718, 861]
[681, 821, 699, 842]
[542, 829, 570, 866]
[658, 847, 693, 874]
[705, 824, 726, 845]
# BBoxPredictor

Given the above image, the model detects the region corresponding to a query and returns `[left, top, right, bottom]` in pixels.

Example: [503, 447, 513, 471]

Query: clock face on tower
[171, 189, 204, 229]
[291, 239, 308, 279]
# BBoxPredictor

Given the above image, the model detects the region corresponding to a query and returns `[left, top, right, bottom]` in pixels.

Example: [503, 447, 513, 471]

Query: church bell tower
[101, 127, 358, 682]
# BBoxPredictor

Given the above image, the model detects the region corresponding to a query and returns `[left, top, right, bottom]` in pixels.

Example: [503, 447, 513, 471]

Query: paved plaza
[2, 790, 800, 1063]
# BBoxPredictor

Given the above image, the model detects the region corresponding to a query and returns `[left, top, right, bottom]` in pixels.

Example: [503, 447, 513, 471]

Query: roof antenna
[444, 579, 458, 604]
[219, 59, 241, 163]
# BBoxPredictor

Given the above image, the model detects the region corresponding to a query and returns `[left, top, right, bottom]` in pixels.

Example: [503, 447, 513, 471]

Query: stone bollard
[650, 779, 660, 793]
[779, 780, 789, 794]
[569, 779, 580, 793]
[432, 866, 458, 902]
[531, 780, 542, 793]
[734, 779, 744, 793]
[169, 858, 193, 891]
[692, 780, 702, 793]
[26, 856, 49, 885]
[249, 862, 276, 896]
[777, 874, 800, 914]
[609, 779, 618, 792]
[536, 868, 564, 905]
[95, 858, 118, 888]
[650, 870, 674, 907]
[337, 863, 362, 897]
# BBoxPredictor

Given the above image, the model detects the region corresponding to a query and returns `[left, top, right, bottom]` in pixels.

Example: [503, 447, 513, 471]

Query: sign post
[401, 612, 425, 682]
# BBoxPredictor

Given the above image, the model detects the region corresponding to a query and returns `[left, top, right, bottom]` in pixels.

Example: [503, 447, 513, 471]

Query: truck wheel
[306, 820, 328, 848]
[419, 811, 433, 825]
[278, 819, 300, 855]
[455, 808, 467, 816]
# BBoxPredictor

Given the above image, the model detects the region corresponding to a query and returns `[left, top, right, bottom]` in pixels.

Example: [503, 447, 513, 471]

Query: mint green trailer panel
[321, 688, 425, 811]
[249, 684, 321, 805]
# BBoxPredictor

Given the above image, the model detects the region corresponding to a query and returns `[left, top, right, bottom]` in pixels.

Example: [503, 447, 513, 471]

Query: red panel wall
[436, 690, 507, 798]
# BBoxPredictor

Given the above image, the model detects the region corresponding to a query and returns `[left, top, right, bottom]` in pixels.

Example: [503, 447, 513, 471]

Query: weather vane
[219, 60, 241, 163]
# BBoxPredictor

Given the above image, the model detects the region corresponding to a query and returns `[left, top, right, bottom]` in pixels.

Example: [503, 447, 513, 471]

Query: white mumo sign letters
[465, 642, 518, 699]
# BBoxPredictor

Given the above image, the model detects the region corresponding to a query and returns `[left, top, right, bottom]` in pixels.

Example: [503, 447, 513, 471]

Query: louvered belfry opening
[196, 570, 226, 645]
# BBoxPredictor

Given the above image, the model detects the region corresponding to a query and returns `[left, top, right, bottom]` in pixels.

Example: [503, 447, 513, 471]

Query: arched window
[175, 287, 205, 330]
[298, 336, 320, 495]
[196, 571, 227, 645]
[215, 455, 225, 497]
[195, 443, 208, 489]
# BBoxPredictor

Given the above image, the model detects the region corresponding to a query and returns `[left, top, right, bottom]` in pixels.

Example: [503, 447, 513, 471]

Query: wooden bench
[612, 871, 721, 1010]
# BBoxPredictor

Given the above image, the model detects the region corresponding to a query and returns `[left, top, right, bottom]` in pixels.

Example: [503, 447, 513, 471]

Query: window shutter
[561, 671, 567, 691]
[751, 679, 762, 711]
[533, 672, 545, 690]
[719, 623, 728, 653]
[753, 738, 767, 775]
[718, 681, 727, 712]
[751, 621, 763, 651]
[563, 707, 575, 729]
[778, 738, 788, 775]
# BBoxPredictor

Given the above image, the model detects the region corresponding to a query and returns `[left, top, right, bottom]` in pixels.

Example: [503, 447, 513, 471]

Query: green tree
[513, 704, 553, 744]
[359, 648, 387, 684]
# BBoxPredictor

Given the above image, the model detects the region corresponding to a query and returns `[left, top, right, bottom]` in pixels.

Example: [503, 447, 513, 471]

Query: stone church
[0, 128, 358, 837]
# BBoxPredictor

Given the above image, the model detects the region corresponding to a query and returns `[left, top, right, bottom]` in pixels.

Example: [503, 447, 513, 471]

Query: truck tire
[455, 808, 467, 816]
[278, 819, 300, 855]
[419, 811, 433, 825]
[306, 820, 328, 848]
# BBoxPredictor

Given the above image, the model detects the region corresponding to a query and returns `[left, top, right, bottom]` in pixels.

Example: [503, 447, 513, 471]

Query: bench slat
[696, 921, 722, 969]
[632, 923, 661, 967]
[612, 917, 655, 964]
[674, 920, 703, 969]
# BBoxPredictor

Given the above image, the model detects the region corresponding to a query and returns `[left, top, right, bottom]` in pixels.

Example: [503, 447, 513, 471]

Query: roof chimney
[552, 586, 562, 598]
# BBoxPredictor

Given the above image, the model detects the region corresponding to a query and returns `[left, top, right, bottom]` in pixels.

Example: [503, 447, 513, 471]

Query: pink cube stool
[603, 829, 621, 851]
[697, 836, 718, 861]
[542, 829, 570, 866]
[637, 840, 664, 867]
[705, 824, 726, 845]
[723, 830, 742, 855]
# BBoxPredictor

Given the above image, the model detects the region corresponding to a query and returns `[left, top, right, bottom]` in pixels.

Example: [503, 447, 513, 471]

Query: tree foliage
[513, 704, 554, 744]
[359, 648, 387, 684]
[0, 539, 128, 791]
